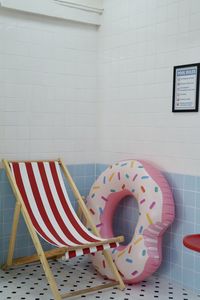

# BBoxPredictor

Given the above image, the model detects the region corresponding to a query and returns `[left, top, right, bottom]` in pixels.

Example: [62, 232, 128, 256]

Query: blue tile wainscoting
[0, 163, 200, 293]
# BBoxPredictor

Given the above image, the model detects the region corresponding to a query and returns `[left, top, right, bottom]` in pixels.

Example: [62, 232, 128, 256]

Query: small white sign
[172, 64, 199, 112]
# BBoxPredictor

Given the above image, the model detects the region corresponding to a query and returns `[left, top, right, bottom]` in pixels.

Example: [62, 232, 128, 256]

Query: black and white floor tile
[0, 257, 199, 300]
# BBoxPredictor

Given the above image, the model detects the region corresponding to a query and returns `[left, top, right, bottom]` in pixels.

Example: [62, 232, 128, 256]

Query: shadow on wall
[113, 195, 139, 246]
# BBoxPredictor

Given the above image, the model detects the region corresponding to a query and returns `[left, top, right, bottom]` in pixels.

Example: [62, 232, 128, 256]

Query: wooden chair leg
[102, 250, 125, 290]
[6, 201, 21, 268]
[38, 251, 62, 300]
[20, 211, 62, 300]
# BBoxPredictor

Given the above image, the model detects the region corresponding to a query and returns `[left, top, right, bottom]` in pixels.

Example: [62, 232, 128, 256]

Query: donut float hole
[113, 195, 139, 246]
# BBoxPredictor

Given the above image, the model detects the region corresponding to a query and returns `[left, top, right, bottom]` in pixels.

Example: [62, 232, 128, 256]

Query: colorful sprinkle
[109, 173, 115, 182]
[132, 189, 135, 192]
[118, 172, 121, 180]
[103, 176, 106, 184]
[125, 174, 129, 179]
[132, 174, 138, 181]
[121, 163, 128, 167]
[122, 184, 125, 189]
[91, 193, 95, 198]
[150, 201, 156, 209]
[112, 248, 117, 254]
[138, 165, 144, 168]
[140, 198, 145, 204]
[131, 161, 134, 168]
[146, 213, 153, 224]
[155, 186, 159, 192]
[110, 189, 116, 192]
[141, 185, 146, 193]
[89, 208, 95, 215]
[126, 258, 133, 263]
[96, 223, 103, 228]
[101, 196, 108, 202]
[128, 245, 132, 254]
[142, 249, 146, 256]
[134, 237, 143, 245]
[132, 270, 138, 276]
[102, 260, 106, 268]
[99, 207, 103, 214]
[93, 185, 100, 190]
[139, 226, 143, 234]
[141, 176, 149, 179]
[118, 270, 124, 277]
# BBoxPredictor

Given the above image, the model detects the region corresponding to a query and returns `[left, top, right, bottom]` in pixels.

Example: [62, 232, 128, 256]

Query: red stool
[183, 234, 200, 253]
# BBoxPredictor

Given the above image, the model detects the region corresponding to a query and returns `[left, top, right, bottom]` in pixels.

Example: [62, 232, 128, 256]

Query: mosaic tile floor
[0, 256, 199, 300]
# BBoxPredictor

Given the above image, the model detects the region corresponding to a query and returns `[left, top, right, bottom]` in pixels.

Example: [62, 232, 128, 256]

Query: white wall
[0, 9, 98, 164]
[97, 0, 200, 175]
[1, 0, 200, 174]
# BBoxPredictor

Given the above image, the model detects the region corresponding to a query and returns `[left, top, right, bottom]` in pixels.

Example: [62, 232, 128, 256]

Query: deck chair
[2, 159, 125, 300]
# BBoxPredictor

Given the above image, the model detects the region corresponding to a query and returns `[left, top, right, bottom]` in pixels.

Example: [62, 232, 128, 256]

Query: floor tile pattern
[0, 257, 200, 300]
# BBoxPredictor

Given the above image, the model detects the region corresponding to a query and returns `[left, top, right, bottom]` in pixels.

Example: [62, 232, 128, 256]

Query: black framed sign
[172, 63, 199, 112]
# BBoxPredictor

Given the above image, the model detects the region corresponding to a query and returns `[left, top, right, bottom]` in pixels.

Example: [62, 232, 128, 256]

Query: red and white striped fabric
[9, 161, 118, 259]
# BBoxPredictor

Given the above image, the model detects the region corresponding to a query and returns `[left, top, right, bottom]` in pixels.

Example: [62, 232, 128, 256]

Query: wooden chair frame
[2, 158, 125, 300]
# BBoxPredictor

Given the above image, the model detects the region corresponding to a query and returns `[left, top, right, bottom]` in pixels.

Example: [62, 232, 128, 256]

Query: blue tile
[73, 164, 85, 176]
[196, 192, 200, 208]
[183, 206, 195, 223]
[196, 176, 200, 192]
[182, 269, 195, 289]
[170, 248, 182, 265]
[84, 176, 95, 191]
[170, 218, 182, 235]
[67, 164, 75, 175]
[184, 175, 196, 191]
[84, 164, 95, 176]
[183, 190, 196, 207]
[175, 204, 184, 220]
[95, 164, 108, 176]
[195, 224, 200, 232]
[182, 251, 195, 270]
[196, 209, 200, 225]
[0, 169, 7, 181]
[163, 231, 171, 245]
[170, 233, 183, 250]
[195, 254, 200, 273]
[182, 221, 195, 235]
[171, 173, 184, 189]
[173, 188, 183, 205]
[158, 260, 171, 276]
[171, 264, 183, 282]
[195, 272, 200, 291]
[162, 246, 171, 262]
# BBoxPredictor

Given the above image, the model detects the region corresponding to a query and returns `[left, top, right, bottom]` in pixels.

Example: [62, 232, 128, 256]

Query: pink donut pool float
[86, 159, 175, 283]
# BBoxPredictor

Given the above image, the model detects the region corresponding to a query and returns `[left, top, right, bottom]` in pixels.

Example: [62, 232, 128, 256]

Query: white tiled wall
[97, 0, 200, 176]
[0, 9, 98, 164]
[1, 0, 200, 174]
